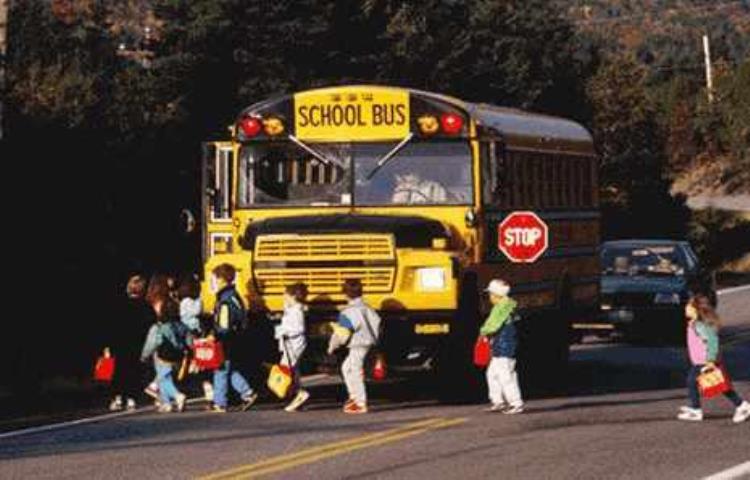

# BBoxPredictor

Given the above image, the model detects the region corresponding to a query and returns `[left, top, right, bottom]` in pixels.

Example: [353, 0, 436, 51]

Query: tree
[715, 57, 750, 193]
[369, 0, 592, 116]
[588, 54, 690, 238]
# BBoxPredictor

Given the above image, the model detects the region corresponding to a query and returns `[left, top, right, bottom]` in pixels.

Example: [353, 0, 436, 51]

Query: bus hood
[601, 275, 687, 295]
[240, 214, 450, 249]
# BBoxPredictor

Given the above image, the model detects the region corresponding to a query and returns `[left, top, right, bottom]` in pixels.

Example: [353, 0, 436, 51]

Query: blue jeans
[687, 364, 743, 409]
[156, 362, 181, 404]
[213, 360, 253, 408]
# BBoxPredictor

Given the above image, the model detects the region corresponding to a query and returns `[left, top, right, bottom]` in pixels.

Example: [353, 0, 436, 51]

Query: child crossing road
[327, 279, 382, 414]
[275, 283, 310, 412]
[480, 279, 523, 414]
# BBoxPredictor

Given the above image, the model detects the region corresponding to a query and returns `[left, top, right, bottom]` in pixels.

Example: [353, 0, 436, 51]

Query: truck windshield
[601, 245, 687, 276]
[238, 141, 472, 207]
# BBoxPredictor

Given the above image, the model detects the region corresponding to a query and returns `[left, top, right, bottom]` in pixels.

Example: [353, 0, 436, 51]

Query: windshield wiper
[288, 135, 344, 168]
[365, 133, 414, 180]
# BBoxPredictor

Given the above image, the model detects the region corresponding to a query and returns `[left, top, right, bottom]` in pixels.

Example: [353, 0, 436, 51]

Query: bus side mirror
[465, 208, 477, 228]
[181, 209, 196, 234]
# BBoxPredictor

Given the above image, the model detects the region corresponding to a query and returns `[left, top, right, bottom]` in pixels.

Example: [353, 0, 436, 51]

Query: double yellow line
[200, 416, 466, 480]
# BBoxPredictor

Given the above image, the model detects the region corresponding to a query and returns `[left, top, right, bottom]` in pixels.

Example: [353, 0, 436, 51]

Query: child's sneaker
[175, 393, 187, 413]
[144, 383, 159, 401]
[125, 398, 137, 411]
[285, 389, 310, 412]
[240, 392, 259, 411]
[343, 402, 368, 414]
[503, 405, 524, 415]
[202, 381, 214, 402]
[209, 404, 227, 413]
[157, 403, 173, 413]
[677, 407, 703, 421]
[484, 403, 507, 412]
[732, 401, 750, 424]
[108, 396, 123, 411]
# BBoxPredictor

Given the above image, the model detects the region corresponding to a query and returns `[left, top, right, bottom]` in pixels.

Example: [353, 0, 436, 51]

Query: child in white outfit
[275, 283, 310, 412]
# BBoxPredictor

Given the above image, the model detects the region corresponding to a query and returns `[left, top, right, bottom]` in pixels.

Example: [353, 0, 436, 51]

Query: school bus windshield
[238, 141, 472, 207]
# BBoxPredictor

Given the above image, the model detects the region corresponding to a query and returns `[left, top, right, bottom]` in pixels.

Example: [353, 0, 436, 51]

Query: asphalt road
[1, 287, 749, 480]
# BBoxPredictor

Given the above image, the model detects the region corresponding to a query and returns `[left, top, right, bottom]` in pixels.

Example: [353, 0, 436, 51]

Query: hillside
[560, 0, 750, 198]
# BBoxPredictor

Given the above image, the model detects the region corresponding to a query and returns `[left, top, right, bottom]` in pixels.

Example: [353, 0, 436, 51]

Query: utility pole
[0, 0, 8, 140]
[702, 34, 714, 104]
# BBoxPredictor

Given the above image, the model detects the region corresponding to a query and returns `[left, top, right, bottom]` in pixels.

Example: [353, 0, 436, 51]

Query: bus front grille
[254, 234, 395, 262]
[254, 267, 395, 294]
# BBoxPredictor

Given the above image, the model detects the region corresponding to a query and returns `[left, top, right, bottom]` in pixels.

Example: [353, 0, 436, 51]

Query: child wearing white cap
[479, 279, 524, 414]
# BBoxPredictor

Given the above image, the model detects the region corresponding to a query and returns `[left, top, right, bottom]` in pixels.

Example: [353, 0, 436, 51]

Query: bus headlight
[416, 268, 446, 291]
[654, 292, 680, 305]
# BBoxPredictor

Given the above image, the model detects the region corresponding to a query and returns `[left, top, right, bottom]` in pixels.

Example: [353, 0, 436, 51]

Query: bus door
[201, 142, 235, 265]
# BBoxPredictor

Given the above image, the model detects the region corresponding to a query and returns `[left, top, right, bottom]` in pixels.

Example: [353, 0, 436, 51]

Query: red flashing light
[239, 116, 262, 137]
[440, 113, 463, 135]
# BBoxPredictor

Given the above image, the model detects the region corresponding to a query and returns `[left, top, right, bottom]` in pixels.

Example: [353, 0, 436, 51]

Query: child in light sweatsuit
[328, 279, 381, 414]
[275, 282, 310, 412]
[177, 275, 213, 403]
[678, 293, 750, 423]
[480, 279, 523, 414]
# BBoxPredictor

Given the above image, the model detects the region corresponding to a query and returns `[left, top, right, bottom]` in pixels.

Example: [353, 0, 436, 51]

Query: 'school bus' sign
[497, 211, 549, 263]
[294, 87, 410, 142]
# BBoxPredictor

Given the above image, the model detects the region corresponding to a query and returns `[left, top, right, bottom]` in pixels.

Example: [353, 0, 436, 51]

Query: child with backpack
[274, 283, 311, 412]
[327, 279, 382, 414]
[678, 292, 750, 424]
[479, 279, 524, 414]
[209, 263, 258, 413]
[140, 295, 189, 413]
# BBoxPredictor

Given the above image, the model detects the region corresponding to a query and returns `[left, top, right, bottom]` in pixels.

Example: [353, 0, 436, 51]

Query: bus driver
[391, 172, 448, 204]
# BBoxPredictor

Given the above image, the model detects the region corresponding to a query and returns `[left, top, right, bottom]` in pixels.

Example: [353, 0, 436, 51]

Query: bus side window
[484, 141, 508, 208]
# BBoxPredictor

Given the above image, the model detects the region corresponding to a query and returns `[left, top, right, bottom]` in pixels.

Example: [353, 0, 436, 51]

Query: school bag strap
[361, 308, 381, 346]
[281, 335, 298, 368]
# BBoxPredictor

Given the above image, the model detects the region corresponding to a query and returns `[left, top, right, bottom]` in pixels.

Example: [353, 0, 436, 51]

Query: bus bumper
[299, 310, 456, 374]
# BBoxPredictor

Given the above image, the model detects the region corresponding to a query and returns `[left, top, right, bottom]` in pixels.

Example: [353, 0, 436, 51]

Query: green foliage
[689, 209, 750, 270]
[588, 54, 692, 238]
[715, 58, 750, 191]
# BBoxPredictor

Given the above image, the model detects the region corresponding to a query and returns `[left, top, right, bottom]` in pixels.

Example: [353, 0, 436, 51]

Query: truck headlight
[654, 292, 680, 305]
[416, 268, 446, 291]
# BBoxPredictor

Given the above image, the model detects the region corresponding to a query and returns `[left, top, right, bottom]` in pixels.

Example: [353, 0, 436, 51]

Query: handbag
[267, 364, 294, 399]
[94, 355, 116, 382]
[192, 337, 225, 371]
[473, 336, 491, 368]
[697, 364, 732, 398]
[267, 337, 295, 399]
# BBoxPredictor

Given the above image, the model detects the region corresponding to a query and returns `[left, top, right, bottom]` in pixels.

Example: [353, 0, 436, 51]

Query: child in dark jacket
[209, 264, 258, 413]
[106, 275, 154, 411]
[479, 279, 523, 414]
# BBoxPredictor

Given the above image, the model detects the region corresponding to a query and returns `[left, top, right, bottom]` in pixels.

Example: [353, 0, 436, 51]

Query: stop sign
[497, 211, 549, 263]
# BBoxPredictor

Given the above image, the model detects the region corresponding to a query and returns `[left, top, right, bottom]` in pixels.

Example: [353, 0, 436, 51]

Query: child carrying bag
[697, 364, 732, 398]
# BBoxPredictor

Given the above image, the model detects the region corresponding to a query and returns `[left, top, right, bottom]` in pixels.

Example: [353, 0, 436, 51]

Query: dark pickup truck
[590, 240, 716, 342]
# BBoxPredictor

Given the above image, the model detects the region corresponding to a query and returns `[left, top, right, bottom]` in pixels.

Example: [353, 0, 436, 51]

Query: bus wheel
[518, 290, 571, 397]
[434, 272, 483, 404]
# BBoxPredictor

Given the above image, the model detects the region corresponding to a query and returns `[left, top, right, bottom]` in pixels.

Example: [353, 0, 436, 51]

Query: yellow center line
[199, 417, 467, 480]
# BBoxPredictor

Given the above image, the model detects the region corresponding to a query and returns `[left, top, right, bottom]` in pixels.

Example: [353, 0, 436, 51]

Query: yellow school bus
[201, 85, 598, 388]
